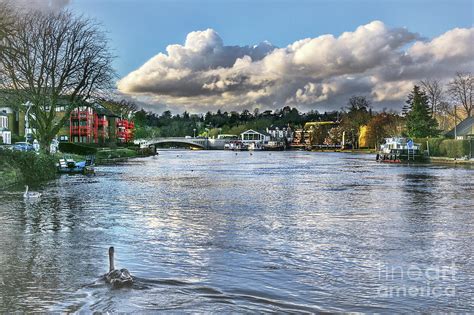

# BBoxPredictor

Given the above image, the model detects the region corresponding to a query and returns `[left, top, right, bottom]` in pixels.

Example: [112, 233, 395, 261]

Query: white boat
[377, 137, 425, 162]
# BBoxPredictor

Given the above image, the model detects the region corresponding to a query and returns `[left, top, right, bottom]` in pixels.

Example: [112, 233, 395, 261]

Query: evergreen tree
[405, 85, 439, 138]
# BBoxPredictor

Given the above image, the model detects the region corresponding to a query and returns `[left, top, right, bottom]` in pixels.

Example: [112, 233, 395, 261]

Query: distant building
[68, 104, 134, 144]
[0, 101, 134, 145]
[266, 125, 294, 143]
[445, 117, 474, 140]
[240, 129, 271, 150]
[290, 121, 340, 149]
[0, 110, 11, 144]
[0, 106, 24, 138]
[116, 118, 135, 143]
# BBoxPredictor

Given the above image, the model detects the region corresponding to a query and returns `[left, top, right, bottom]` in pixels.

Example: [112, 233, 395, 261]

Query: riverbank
[0, 150, 57, 190]
[0, 147, 154, 190]
[429, 156, 474, 165]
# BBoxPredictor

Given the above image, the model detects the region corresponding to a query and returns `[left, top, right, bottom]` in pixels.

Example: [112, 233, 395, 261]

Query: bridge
[136, 137, 227, 150]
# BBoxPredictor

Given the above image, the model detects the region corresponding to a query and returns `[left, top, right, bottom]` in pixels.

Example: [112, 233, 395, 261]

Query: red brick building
[66, 105, 134, 144]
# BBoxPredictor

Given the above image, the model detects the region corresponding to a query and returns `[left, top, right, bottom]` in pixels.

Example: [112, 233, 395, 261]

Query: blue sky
[67, 0, 473, 113]
[70, 0, 473, 77]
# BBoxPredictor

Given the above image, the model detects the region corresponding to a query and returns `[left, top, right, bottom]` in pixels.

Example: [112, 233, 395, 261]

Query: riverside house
[240, 129, 271, 150]
[445, 117, 474, 140]
[266, 125, 294, 143]
[0, 102, 134, 145]
[0, 110, 11, 144]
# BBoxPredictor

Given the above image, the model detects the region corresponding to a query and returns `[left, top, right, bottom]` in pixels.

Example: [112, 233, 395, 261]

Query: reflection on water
[0, 151, 473, 312]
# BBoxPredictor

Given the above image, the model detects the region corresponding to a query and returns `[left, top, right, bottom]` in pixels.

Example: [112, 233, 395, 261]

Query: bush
[414, 138, 471, 158]
[427, 138, 446, 156]
[439, 139, 471, 158]
[0, 150, 57, 184]
[58, 142, 98, 155]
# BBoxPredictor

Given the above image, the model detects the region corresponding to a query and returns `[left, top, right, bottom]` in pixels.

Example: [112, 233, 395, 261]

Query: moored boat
[57, 155, 95, 174]
[376, 137, 426, 163]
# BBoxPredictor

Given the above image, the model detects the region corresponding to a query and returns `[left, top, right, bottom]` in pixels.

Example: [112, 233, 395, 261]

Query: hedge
[58, 142, 98, 155]
[0, 150, 57, 186]
[414, 138, 472, 158]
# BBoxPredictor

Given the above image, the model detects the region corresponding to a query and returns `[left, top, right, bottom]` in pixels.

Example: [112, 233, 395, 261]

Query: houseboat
[376, 137, 426, 163]
[262, 141, 286, 151]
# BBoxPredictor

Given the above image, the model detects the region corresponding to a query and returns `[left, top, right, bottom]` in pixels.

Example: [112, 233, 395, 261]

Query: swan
[23, 185, 41, 199]
[104, 246, 133, 288]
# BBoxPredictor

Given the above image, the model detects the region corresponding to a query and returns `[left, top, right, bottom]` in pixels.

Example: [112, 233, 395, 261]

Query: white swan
[104, 246, 133, 288]
[23, 185, 41, 199]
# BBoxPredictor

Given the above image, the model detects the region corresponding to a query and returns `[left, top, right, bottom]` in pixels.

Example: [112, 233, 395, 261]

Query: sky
[29, 0, 474, 113]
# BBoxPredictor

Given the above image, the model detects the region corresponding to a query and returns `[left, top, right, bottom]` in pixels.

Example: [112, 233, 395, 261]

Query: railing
[70, 126, 92, 134]
[70, 111, 92, 119]
[98, 119, 108, 127]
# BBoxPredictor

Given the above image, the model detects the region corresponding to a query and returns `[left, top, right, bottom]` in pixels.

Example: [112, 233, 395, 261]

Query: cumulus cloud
[118, 21, 474, 113]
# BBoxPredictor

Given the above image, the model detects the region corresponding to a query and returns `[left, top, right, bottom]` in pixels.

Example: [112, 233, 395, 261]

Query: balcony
[71, 111, 90, 119]
[117, 121, 129, 128]
[98, 119, 108, 127]
[70, 126, 92, 135]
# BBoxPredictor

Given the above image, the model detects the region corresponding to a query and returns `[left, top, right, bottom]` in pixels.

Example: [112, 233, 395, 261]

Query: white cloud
[118, 21, 474, 113]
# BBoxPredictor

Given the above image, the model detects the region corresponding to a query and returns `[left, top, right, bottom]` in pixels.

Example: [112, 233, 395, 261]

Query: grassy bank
[57, 142, 154, 165]
[0, 150, 58, 190]
[95, 148, 139, 164]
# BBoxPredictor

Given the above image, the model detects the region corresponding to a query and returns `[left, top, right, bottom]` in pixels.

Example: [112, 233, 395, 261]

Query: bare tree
[0, 8, 114, 152]
[100, 98, 138, 119]
[436, 101, 455, 131]
[347, 95, 371, 111]
[0, 2, 14, 44]
[420, 79, 444, 116]
[0, 1, 15, 86]
[448, 72, 473, 117]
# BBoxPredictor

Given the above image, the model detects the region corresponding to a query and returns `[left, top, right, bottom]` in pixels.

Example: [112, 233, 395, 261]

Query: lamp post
[454, 105, 457, 139]
[24, 101, 33, 143]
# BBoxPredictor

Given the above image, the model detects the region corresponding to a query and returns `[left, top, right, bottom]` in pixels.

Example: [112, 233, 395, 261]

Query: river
[0, 151, 473, 312]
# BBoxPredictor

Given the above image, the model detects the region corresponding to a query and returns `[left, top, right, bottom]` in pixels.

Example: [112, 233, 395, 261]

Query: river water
[0, 151, 473, 312]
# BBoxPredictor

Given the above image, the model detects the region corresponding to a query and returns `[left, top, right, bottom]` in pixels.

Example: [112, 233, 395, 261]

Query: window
[0, 116, 7, 129]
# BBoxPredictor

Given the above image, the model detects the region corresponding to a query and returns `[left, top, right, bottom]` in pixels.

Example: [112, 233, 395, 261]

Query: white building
[0, 111, 11, 144]
[266, 125, 294, 143]
[240, 129, 271, 149]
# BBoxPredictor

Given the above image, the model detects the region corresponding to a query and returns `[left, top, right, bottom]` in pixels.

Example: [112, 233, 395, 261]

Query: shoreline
[2, 150, 472, 191]
[428, 156, 474, 165]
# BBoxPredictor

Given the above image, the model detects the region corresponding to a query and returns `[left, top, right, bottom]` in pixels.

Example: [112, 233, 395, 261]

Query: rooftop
[445, 117, 474, 138]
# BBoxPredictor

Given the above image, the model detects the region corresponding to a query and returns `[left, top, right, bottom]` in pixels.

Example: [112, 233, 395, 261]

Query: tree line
[133, 72, 472, 149]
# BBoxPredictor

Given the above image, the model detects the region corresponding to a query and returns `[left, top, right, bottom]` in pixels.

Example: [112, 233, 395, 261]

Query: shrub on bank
[439, 139, 471, 158]
[414, 138, 471, 158]
[0, 150, 57, 187]
[58, 142, 98, 155]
